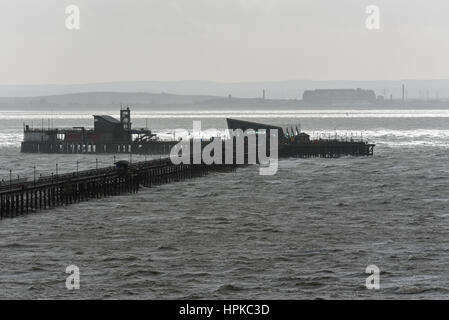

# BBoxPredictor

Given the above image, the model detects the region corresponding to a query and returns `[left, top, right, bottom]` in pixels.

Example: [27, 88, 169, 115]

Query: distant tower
[120, 106, 131, 130]
[262, 89, 266, 100]
[402, 84, 405, 102]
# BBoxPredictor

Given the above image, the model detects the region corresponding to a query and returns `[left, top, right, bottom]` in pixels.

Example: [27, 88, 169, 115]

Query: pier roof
[93, 115, 120, 124]
[226, 118, 284, 136]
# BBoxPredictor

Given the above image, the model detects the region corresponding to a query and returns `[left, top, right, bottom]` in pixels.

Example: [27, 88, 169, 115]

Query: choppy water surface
[1, 109, 449, 299]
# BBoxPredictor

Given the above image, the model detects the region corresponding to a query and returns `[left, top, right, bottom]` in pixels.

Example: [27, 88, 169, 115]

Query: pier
[279, 140, 374, 158]
[20, 109, 375, 158]
[0, 157, 238, 220]
[20, 107, 181, 155]
[226, 118, 375, 158]
[4, 115, 376, 219]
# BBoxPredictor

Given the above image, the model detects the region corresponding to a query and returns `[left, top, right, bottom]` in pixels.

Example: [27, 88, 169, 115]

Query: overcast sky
[1, 0, 449, 84]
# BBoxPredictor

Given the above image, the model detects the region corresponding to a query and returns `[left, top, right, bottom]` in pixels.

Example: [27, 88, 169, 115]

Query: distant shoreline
[1, 91, 449, 111]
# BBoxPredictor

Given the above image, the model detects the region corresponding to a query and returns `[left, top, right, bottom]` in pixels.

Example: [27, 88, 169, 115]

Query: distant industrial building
[302, 88, 376, 105]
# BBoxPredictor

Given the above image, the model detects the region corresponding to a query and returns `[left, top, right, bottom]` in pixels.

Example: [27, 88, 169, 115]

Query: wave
[216, 284, 244, 293]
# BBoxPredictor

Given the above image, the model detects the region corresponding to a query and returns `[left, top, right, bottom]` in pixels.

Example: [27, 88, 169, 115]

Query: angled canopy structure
[226, 118, 284, 137]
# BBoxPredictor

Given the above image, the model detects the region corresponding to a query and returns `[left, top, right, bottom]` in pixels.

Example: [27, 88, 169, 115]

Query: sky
[1, 0, 449, 84]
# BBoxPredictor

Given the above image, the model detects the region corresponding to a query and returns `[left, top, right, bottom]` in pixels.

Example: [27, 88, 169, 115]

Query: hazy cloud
[1, 0, 449, 84]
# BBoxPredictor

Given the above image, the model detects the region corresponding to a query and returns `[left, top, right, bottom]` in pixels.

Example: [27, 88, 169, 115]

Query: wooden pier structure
[5, 115, 376, 220]
[20, 110, 375, 158]
[279, 141, 374, 158]
[20, 107, 180, 155]
[0, 157, 238, 220]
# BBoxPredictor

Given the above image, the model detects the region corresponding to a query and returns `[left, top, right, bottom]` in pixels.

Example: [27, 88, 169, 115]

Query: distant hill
[2, 91, 449, 111]
[0, 91, 301, 111]
[2, 79, 449, 100]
